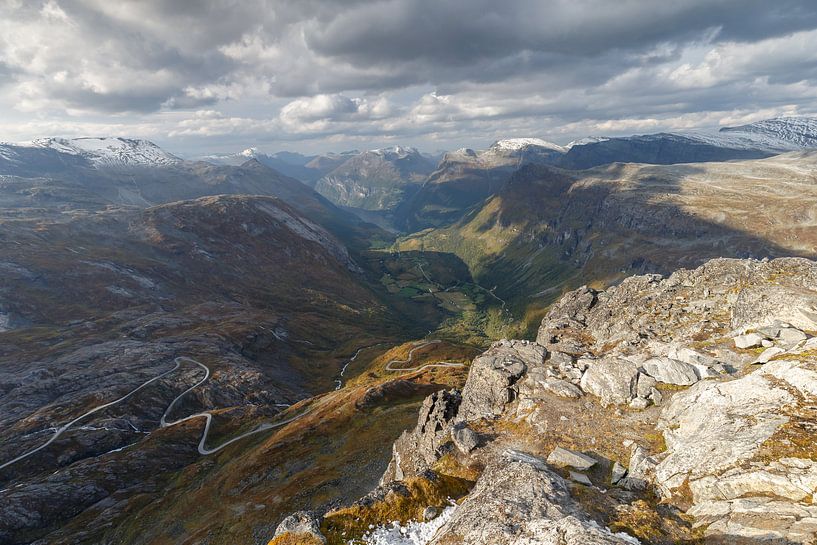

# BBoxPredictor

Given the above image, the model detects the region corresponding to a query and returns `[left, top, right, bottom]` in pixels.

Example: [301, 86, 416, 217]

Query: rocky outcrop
[457, 340, 543, 422]
[653, 359, 817, 542]
[428, 451, 634, 545]
[380, 389, 461, 484]
[269, 511, 325, 544]
[273, 257, 817, 545]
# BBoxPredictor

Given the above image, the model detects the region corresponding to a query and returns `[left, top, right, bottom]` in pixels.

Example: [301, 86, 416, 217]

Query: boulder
[452, 425, 480, 455]
[667, 345, 718, 367]
[733, 332, 766, 349]
[272, 511, 325, 544]
[579, 357, 639, 406]
[635, 373, 657, 398]
[428, 452, 636, 545]
[611, 462, 627, 485]
[544, 378, 584, 399]
[641, 357, 699, 386]
[568, 471, 592, 485]
[621, 444, 658, 491]
[754, 346, 784, 364]
[457, 342, 529, 421]
[651, 359, 817, 542]
[518, 370, 583, 400]
[779, 327, 808, 345]
[546, 447, 597, 471]
[629, 397, 649, 410]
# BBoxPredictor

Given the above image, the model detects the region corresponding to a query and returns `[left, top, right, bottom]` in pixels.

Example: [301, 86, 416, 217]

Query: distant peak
[240, 147, 259, 157]
[370, 145, 418, 157]
[22, 136, 181, 167]
[490, 138, 566, 153]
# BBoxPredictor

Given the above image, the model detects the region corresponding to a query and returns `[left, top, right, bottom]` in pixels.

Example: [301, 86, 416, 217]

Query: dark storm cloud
[305, 0, 817, 66]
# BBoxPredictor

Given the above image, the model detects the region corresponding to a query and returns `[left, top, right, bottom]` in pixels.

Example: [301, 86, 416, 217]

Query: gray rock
[635, 373, 657, 398]
[654, 360, 812, 496]
[779, 327, 808, 345]
[273, 511, 326, 544]
[544, 378, 584, 399]
[579, 357, 639, 406]
[621, 444, 658, 491]
[380, 389, 461, 484]
[733, 332, 766, 349]
[667, 345, 718, 367]
[452, 425, 480, 455]
[423, 506, 439, 521]
[641, 357, 699, 386]
[629, 397, 649, 410]
[611, 462, 627, 485]
[457, 342, 530, 421]
[569, 471, 592, 485]
[548, 351, 574, 367]
[546, 447, 597, 471]
[429, 453, 636, 545]
[754, 346, 784, 364]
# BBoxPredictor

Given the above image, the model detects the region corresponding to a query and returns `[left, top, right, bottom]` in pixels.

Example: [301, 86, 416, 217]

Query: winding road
[2, 339, 468, 470]
[1, 357, 311, 469]
[384, 340, 466, 374]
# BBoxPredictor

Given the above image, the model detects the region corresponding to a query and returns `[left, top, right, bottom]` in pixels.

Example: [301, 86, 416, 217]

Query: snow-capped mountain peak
[370, 145, 418, 158]
[20, 137, 181, 167]
[24, 137, 181, 167]
[239, 147, 259, 158]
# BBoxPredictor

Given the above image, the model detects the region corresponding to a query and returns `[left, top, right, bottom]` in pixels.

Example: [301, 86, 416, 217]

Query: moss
[268, 533, 324, 545]
[643, 430, 668, 453]
[757, 403, 817, 463]
[320, 472, 473, 545]
[432, 452, 482, 482]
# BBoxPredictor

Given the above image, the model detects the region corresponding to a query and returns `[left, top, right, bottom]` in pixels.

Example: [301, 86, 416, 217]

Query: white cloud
[1, 1, 817, 153]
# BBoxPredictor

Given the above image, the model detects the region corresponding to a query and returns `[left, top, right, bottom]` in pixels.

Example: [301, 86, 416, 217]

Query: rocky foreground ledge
[272, 257, 817, 545]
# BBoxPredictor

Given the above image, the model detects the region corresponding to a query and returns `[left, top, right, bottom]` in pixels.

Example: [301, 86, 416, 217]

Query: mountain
[0, 191, 443, 544]
[560, 116, 817, 169]
[398, 151, 817, 323]
[392, 117, 817, 232]
[393, 138, 565, 230]
[0, 137, 181, 178]
[313, 146, 437, 211]
[0, 138, 384, 251]
[558, 132, 773, 169]
[199, 148, 331, 183]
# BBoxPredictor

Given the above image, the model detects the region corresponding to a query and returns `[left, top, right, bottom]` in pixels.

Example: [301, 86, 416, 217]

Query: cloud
[1, 0, 817, 153]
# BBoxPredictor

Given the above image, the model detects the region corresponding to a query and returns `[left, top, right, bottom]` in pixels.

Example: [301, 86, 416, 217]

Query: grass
[320, 472, 474, 545]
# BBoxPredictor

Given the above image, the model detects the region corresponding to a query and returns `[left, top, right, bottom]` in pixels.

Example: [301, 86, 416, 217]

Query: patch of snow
[0, 312, 10, 332]
[359, 505, 457, 545]
[565, 136, 610, 148]
[490, 138, 566, 153]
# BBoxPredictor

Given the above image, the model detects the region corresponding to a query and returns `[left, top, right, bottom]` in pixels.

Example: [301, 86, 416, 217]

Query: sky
[1, 0, 817, 156]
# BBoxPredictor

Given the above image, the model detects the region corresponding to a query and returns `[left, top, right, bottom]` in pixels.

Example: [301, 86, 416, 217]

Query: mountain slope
[199, 148, 330, 184]
[560, 116, 817, 170]
[0, 192, 443, 545]
[313, 146, 436, 211]
[398, 151, 817, 321]
[393, 139, 565, 231]
[0, 138, 383, 252]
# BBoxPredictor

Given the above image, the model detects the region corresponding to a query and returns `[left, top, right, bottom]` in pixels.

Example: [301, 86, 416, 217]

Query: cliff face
[273, 257, 817, 544]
